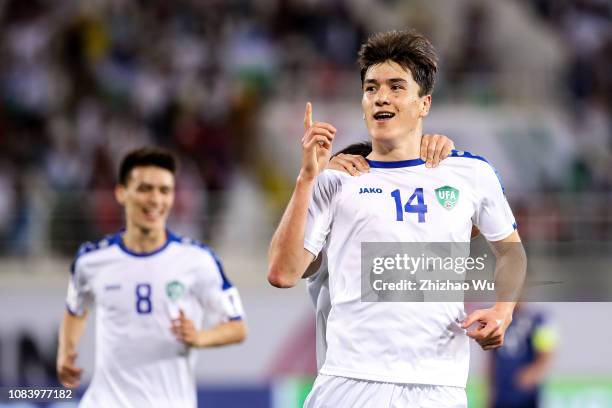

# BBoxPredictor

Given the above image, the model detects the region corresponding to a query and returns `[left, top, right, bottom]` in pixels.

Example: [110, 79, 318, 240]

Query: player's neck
[122, 226, 167, 254]
[368, 131, 422, 162]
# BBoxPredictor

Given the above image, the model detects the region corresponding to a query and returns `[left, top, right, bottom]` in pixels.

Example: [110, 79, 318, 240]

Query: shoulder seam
[450, 150, 505, 193]
[173, 237, 233, 290]
[449, 150, 489, 163]
[74, 234, 119, 261]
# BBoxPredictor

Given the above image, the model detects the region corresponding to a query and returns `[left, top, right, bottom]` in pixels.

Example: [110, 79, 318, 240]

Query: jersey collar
[366, 158, 425, 168]
[116, 230, 179, 257]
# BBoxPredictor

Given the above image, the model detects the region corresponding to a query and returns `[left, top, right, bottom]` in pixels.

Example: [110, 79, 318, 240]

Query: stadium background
[0, 0, 610, 407]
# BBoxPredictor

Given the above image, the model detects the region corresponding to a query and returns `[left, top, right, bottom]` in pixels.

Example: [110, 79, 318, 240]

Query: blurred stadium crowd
[0, 0, 610, 257]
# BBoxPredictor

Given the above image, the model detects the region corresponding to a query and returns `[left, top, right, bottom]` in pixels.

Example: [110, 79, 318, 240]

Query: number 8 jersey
[66, 231, 244, 408]
[304, 150, 516, 388]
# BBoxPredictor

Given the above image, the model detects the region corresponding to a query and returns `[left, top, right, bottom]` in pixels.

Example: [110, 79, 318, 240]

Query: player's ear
[420, 95, 432, 118]
[115, 184, 126, 205]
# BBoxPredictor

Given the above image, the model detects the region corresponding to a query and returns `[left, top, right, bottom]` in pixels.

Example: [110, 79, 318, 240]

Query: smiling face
[115, 165, 175, 235]
[362, 60, 431, 143]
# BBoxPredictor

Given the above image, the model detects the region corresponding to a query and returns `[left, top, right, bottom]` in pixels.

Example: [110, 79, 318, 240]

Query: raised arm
[57, 311, 87, 388]
[268, 103, 336, 288]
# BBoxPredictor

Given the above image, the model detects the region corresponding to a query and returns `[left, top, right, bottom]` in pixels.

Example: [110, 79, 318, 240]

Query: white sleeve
[304, 171, 340, 257]
[65, 257, 94, 316]
[194, 250, 245, 322]
[473, 162, 517, 241]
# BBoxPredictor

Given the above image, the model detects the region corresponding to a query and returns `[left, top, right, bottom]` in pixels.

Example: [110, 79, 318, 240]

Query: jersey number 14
[391, 188, 428, 223]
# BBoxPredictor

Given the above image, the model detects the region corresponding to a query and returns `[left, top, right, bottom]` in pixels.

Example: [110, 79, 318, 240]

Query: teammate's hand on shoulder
[57, 350, 83, 388]
[172, 309, 200, 347]
[420, 133, 455, 168]
[300, 102, 336, 182]
[462, 305, 513, 350]
[327, 153, 369, 176]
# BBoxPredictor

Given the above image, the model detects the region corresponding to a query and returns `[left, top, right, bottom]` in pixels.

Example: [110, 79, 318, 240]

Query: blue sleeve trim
[215, 257, 233, 290]
[229, 316, 243, 321]
[513, 222, 518, 230]
[450, 150, 506, 193]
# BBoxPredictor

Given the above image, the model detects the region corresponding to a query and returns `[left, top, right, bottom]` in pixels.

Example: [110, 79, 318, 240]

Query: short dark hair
[118, 147, 178, 186]
[333, 142, 372, 158]
[358, 30, 438, 96]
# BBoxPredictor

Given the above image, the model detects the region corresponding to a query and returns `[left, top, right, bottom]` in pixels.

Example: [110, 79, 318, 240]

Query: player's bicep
[487, 230, 523, 257]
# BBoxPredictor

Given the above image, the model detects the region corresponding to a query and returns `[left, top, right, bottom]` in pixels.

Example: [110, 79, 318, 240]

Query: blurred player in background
[488, 303, 558, 408]
[268, 29, 526, 407]
[56, 147, 246, 408]
[307, 135, 457, 370]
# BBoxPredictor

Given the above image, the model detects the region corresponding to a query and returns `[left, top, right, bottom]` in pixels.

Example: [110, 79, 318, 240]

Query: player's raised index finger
[304, 102, 313, 131]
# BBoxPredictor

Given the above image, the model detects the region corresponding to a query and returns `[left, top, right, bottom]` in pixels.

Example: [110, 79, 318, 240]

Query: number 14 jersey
[304, 151, 516, 387]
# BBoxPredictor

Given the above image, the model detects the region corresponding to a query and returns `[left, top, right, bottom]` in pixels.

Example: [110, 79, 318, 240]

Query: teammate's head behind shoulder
[333, 142, 373, 158]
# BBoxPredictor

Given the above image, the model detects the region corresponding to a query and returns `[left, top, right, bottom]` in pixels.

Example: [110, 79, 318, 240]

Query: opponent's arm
[516, 348, 554, 389]
[268, 103, 336, 288]
[172, 310, 247, 347]
[517, 320, 557, 389]
[463, 231, 526, 350]
[57, 311, 87, 388]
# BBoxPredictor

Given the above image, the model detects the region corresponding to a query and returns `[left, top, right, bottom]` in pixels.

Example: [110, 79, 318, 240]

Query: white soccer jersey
[304, 151, 516, 387]
[66, 231, 245, 408]
[305, 252, 331, 371]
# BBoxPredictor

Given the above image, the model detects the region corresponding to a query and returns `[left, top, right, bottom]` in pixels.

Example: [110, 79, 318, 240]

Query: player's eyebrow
[137, 182, 173, 190]
[363, 78, 408, 86]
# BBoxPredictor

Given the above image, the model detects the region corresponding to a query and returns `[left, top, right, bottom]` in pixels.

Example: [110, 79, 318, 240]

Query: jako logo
[359, 187, 383, 194]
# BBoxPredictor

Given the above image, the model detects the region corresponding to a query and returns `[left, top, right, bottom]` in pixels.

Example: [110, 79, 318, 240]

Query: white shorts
[304, 374, 467, 408]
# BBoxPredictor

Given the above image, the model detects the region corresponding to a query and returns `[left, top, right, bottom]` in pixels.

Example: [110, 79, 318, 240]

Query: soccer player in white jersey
[308, 137, 457, 371]
[56, 147, 247, 408]
[268, 30, 526, 407]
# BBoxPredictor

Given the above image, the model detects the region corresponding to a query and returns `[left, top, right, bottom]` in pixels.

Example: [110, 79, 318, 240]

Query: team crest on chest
[166, 280, 185, 300]
[435, 185, 460, 210]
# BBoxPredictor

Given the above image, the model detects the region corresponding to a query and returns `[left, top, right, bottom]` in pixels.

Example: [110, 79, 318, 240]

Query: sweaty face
[116, 166, 175, 233]
[361, 60, 430, 142]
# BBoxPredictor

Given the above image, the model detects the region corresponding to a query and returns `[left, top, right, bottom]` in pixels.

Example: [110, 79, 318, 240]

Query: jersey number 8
[135, 283, 152, 314]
